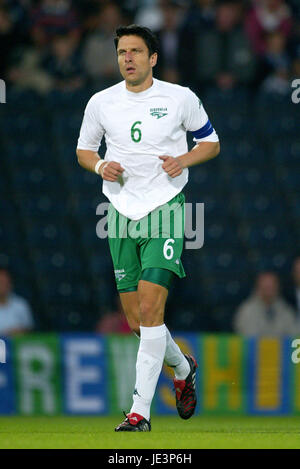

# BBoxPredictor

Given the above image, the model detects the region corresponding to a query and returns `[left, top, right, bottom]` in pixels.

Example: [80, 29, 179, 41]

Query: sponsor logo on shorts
[114, 269, 126, 281]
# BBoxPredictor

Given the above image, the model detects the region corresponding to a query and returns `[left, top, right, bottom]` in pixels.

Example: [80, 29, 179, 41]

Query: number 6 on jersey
[131, 121, 142, 142]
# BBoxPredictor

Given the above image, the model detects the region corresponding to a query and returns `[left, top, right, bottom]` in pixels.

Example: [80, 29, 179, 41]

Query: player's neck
[126, 75, 154, 94]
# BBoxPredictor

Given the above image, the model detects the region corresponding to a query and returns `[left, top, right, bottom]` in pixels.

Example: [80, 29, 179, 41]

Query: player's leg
[137, 193, 192, 379]
[119, 290, 140, 335]
[115, 281, 167, 431]
[117, 272, 196, 430]
[119, 287, 190, 378]
[137, 193, 197, 420]
[138, 269, 190, 379]
[127, 279, 167, 425]
[126, 275, 196, 425]
[108, 207, 152, 431]
[114, 194, 197, 429]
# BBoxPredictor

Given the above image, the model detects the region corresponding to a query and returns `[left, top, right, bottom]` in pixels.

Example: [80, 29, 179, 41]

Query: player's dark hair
[114, 24, 159, 57]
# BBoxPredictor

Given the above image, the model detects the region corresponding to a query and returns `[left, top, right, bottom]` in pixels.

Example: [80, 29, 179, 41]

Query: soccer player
[77, 25, 220, 431]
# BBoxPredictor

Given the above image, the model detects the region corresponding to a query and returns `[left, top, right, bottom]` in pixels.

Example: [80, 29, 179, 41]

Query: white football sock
[130, 324, 167, 421]
[164, 328, 190, 380]
[132, 326, 190, 381]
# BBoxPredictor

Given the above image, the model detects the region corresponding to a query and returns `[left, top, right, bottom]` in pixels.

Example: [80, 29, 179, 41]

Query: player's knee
[124, 313, 140, 335]
[139, 300, 163, 327]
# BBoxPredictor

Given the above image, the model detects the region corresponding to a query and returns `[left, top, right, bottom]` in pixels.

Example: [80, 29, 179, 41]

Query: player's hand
[159, 155, 183, 178]
[100, 161, 124, 181]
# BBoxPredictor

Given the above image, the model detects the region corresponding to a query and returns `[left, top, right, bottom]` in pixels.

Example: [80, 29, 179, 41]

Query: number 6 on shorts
[163, 239, 175, 260]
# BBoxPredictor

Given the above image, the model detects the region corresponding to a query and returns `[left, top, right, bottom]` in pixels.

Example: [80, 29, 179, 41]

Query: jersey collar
[124, 78, 157, 100]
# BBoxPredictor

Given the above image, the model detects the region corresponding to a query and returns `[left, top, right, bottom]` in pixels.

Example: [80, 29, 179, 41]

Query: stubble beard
[125, 67, 152, 88]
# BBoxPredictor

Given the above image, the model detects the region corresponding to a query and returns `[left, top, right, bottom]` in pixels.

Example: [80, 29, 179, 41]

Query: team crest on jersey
[150, 107, 168, 119]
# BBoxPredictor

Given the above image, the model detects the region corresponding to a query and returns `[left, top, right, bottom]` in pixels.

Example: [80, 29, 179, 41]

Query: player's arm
[77, 149, 102, 173]
[179, 140, 220, 168]
[160, 90, 220, 178]
[77, 149, 124, 182]
[76, 96, 124, 181]
[159, 141, 220, 178]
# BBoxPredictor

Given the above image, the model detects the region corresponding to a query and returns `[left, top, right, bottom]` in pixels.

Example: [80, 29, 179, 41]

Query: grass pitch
[0, 416, 299, 449]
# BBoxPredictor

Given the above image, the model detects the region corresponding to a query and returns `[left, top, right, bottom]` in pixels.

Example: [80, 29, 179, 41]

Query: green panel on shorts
[141, 268, 174, 290]
[108, 193, 186, 290]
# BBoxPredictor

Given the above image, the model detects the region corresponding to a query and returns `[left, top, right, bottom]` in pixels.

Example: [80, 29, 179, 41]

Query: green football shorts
[108, 192, 186, 291]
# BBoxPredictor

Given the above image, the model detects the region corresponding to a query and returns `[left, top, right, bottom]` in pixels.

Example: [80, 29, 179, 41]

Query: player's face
[117, 35, 157, 87]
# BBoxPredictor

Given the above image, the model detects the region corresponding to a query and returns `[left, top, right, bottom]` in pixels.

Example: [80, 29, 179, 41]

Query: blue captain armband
[192, 120, 214, 139]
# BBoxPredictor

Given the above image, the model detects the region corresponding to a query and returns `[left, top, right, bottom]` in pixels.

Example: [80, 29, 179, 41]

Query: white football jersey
[77, 78, 218, 220]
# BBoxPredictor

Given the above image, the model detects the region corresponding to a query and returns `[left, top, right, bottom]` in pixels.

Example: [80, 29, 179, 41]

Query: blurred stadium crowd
[1, 0, 300, 92]
[0, 0, 300, 334]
